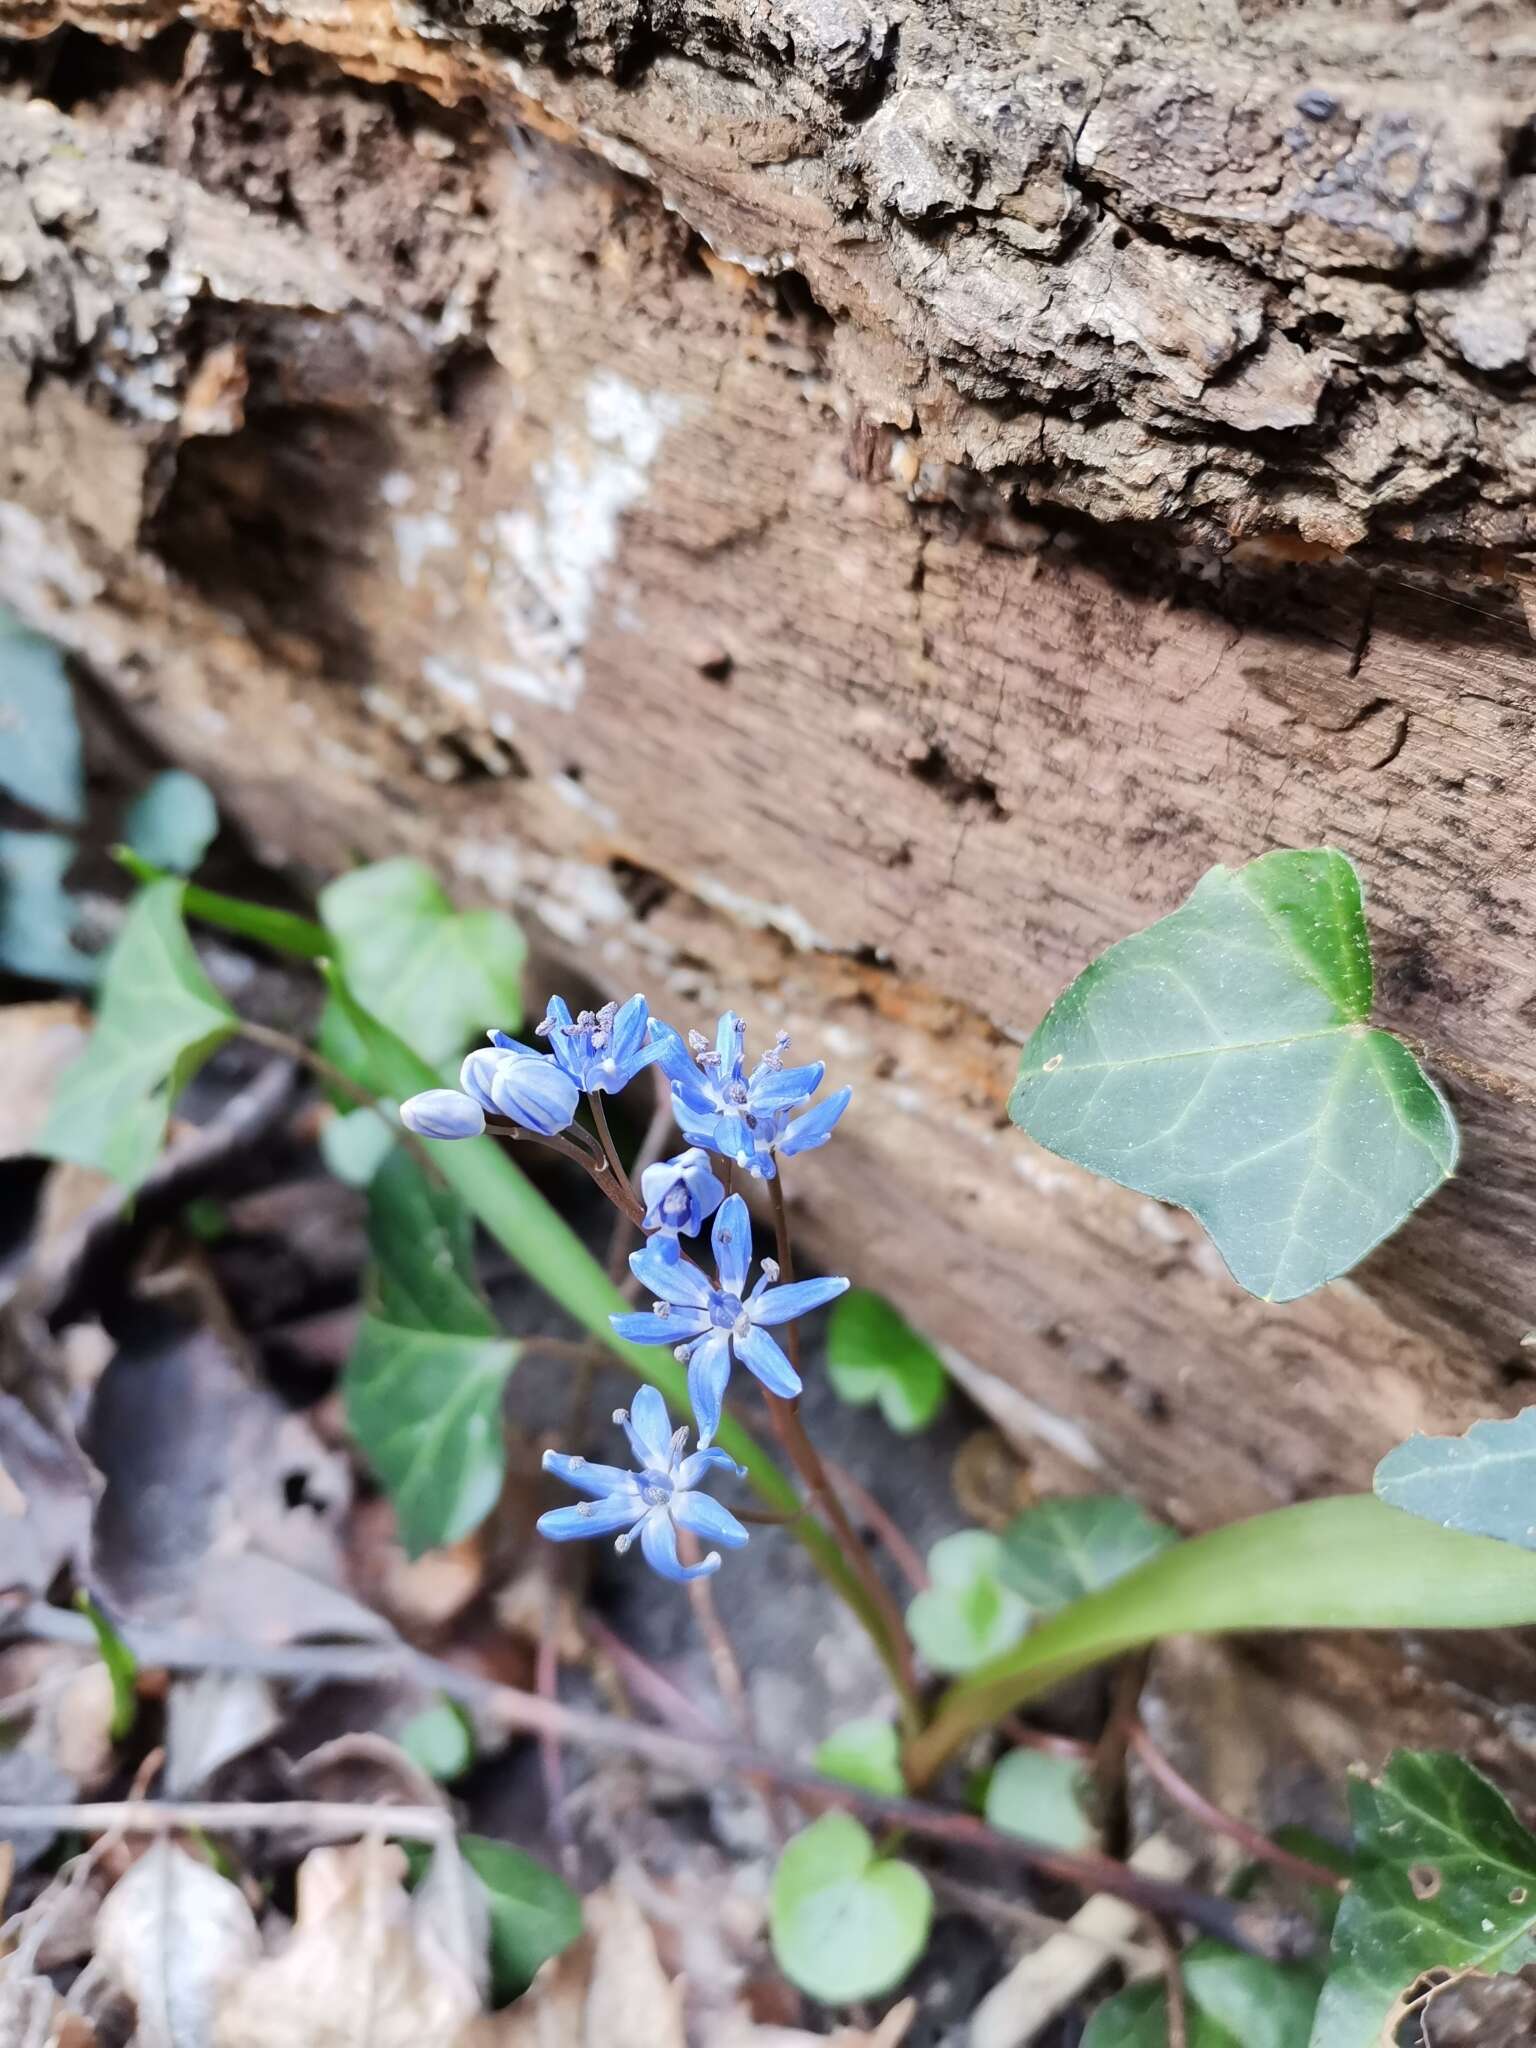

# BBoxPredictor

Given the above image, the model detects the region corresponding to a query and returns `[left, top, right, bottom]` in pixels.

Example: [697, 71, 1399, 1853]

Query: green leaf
[320, 859, 525, 1071]
[40, 881, 237, 1189]
[1086, 1942, 1320, 2048]
[124, 770, 219, 875]
[402, 1700, 475, 1782]
[345, 1150, 520, 1556]
[0, 830, 97, 986]
[770, 1814, 932, 2005]
[319, 1104, 398, 1187]
[1009, 848, 1458, 1303]
[0, 615, 82, 823]
[74, 1591, 138, 1740]
[984, 1749, 1098, 1851]
[1374, 1408, 1536, 1550]
[1312, 1752, 1536, 2048]
[115, 850, 329, 959]
[826, 1289, 947, 1433]
[1000, 1495, 1179, 1612]
[906, 1530, 1030, 1675]
[459, 1834, 582, 2004]
[814, 1718, 905, 1798]
[910, 1495, 1536, 1785]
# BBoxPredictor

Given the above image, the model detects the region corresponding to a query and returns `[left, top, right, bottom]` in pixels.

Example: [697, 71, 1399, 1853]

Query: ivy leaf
[458, 1834, 582, 2004]
[906, 1530, 1030, 1675]
[814, 1718, 905, 1798]
[1086, 1942, 1320, 2047]
[826, 1289, 947, 1433]
[345, 1150, 519, 1556]
[1009, 848, 1458, 1303]
[124, 770, 219, 876]
[0, 614, 82, 823]
[320, 859, 526, 1072]
[770, 1814, 932, 2005]
[319, 1104, 398, 1188]
[401, 1700, 475, 1782]
[40, 880, 237, 1189]
[984, 1749, 1098, 1852]
[1311, 1751, 1536, 2048]
[1000, 1495, 1179, 1612]
[0, 830, 97, 987]
[1374, 1409, 1536, 1550]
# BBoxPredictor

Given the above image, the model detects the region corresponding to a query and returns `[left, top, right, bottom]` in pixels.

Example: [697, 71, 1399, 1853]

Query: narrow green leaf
[1010, 848, 1458, 1302]
[1312, 1752, 1536, 2048]
[345, 1151, 519, 1556]
[124, 770, 219, 875]
[984, 1749, 1098, 1852]
[814, 1719, 906, 1798]
[401, 1700, 475, 1782]
[321, 858, 525, 1070]
[912, 1496, 1536, 1783]
[826, 1289, 947, 1433]
[459, 1834, 582, 2003]
[0, 830, 97, 986]
[1374, 1408, 1536, 1549]
[0, 615, 82, 823]
[1000, 1495, 1178, 1612]
[770, 1814, 932, 2005]
[1086, 1942, 1320, 2048]
[906, 1530, 1030, 1675]
[74, 1591, 138, 1740]
[40, 881, 237, 1189]
[114, 849, 330, 959]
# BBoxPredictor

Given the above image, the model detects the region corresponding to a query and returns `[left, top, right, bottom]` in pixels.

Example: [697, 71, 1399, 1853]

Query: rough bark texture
[6, 0, 1536, 1757]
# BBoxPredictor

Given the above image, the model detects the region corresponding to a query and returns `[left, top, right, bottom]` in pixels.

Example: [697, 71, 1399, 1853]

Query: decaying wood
[4, 0, 1536, 1752]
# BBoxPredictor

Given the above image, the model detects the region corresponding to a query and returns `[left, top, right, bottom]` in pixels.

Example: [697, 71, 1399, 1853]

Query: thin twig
[236, 1022, 439, 1180]
[1003, 1718, 1097, 1763]
[581, 1615, 725, 1742]
[821, 1454, 929, 1593]
[1154, 1921, 1190, 2048]
[1128, 1721, 1346, 1894]
[537, 1578, 574, 1871]
[0, 1799, 453, 1840]
[680, 1533, 753, 1739]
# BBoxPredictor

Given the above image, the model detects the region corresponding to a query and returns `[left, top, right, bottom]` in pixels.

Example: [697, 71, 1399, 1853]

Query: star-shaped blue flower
[639, 1147, 724, 1242]
[521, 994, 666, 1095]
[655, 1013, 850, 1179]
[536, 1385, 749, 1582]
[611, 1193, 848, 1444]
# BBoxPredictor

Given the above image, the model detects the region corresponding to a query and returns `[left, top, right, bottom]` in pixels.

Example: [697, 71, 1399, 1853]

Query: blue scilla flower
[399, 1088, 486, 1140]
[611, 1192, 848, 1444]
[536, 1384, 748, 1582]
[459, 1041, 581, 1136]
[640, 1147, 724, 1242]
[523, 993, 665, 1095]
[655, 1014, 850, 1179]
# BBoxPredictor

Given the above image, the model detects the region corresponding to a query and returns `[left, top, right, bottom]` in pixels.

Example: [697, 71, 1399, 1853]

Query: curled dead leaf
[466, 1884, 683, 2048]
[94, 1839, 261, 2048]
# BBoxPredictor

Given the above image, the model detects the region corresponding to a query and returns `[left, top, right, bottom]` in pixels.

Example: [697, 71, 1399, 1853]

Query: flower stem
[587, 1091, 645, 1223]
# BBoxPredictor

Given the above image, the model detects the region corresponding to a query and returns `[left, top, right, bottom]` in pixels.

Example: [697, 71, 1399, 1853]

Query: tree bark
[5, 0, 1536, 1753]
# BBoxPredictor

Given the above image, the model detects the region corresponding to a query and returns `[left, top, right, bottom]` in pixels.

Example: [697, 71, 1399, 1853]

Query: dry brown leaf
[468, 1883, 684, 2048]
[0, 1389, 94, 1597]
[213, 1837, 481, 2048]
[0, 1962, 98, 2046]
[0, 1001, 89, 1160]
[0, 1841, 13, 1910]
[94, 1838, 261, 2048]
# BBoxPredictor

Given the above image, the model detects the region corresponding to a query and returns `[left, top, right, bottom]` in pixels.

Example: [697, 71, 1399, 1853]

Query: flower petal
[400, 1089, 485, 1140]
[640, 1510, 721, 1582]
[748, 1060, 825, 1114]
[778, 1085, 852, 1156]
[711, 1193, 753, 1298]
[686, 1329, 733, 1447]
[608, 994, 649, 1065]
[540, 996, 574, 1033]
[630, 1242, 712, 1308]
[677, 1446, 747, 1489]
[542, 1451, 638, 1499]
[459, 1046, 506, 1115]
[489, 1053, 581, 1135]
[715, 1011, 747, 1076]
[672, 1490, 750, 1550]
[624, 1383, 676, 1469]
[610, 1309, 710, 1346]
[489, 1030, 543, 1057]
[749, 1275, 851, 1327]
[734, 1321, 801, 1399]
[537, 1494, 644, 1543]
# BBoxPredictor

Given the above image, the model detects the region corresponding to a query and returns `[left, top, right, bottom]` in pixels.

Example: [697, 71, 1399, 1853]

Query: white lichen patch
[451, 839, 633, 947]
[549, 772, 619, 831]
[690, 874, 832, 954]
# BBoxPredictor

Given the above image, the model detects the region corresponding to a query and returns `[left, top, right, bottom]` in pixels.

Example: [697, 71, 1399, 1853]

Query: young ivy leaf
[1084, 1941, 1320, 2048]
[458, 1834, 582, 2004]
[40, 880, 237, 1189]
[984, 1748, 1099, 1852]
[1374, 1408, 1536, 1550]
[1010, 848, 1458, 1303]
[906, 1529, 1030, 1675]
[123, 770, 219, 877]
[0, 614, 83, 824]
[826, 1289, 947, 1433]
[0, 830, 97, 987]
[1000, 1495, 1178, 1613]
[320, 858, 526, 1073]
[401, 1700, 475, 1783]
[770, 1814, 932, 2005]
[813, 1718, 906, 1799]
[345, 1150, 520, 1556]
[1312, 1751, 1536, 2048]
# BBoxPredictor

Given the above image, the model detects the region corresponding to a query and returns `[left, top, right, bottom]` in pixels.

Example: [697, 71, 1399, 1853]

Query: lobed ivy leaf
[0, 613, 83, 824]
[124, 770, 219, 876]
[459, 1833, 582, 2003]
[345, 1150, 519, 1556]
[1086, 1942, 1321, 2048]
[320, 858, 526, 1072]
[1311, 1751, 1536, 2048]
[1374, 1408, 1536, 1550]
[770, 1814, 932, 2005]
[1000, 1494, 1178, 1613]
[0, 830, 97, 987]
[813, 1718, 905, 1799]
[40, 880, 237, 1189]
[1010, 849, 1458, 1303]
[984, 1748, 1098, 1852]
[826, 1289, 947, 1433]
[906, 1530, 1030, 1675]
